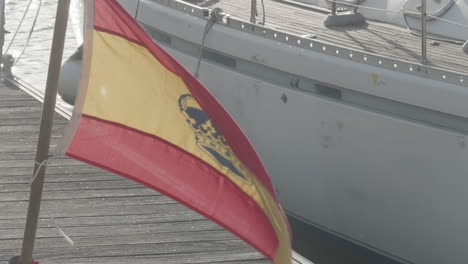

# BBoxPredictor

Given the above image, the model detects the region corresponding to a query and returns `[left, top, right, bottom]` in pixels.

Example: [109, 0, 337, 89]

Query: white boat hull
[60, 1, 468, 263]
[162, 44, 468, 264]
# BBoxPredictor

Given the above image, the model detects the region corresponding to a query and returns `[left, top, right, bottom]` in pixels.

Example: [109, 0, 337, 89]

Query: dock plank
[0, 78, 312, 263]
[0, 78, 275, 263]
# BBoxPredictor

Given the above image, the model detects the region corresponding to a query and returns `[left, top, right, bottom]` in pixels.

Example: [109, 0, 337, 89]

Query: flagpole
[18, 0, 71, 263]
[0, 0, 5, 70]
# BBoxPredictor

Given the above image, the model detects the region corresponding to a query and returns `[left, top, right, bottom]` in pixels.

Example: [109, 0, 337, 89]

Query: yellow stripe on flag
[83, 30, 291, 262]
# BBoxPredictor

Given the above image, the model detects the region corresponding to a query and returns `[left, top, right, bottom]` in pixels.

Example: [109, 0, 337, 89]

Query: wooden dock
[0, 78, 311, 264]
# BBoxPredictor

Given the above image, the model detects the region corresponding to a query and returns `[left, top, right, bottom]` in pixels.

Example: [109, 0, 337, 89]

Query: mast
[18, 0, 71, 263]
[250, 0, 257, 24]
[421, 0, 427, 65]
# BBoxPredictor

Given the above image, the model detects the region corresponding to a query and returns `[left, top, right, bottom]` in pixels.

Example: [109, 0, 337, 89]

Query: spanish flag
[62, 0, 291, 262]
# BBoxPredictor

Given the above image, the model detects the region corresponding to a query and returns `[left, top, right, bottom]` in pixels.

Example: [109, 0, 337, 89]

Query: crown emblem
[179, 94, 247, 180]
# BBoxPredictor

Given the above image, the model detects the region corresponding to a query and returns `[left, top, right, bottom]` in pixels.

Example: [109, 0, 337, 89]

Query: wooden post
[18, 0, 71, 263]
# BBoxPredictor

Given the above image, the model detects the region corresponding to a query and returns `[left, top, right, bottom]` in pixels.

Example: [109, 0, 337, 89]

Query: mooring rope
[45, 210, 75, 246]
[194, 9, 218, 79]
[30, 154, 55, 185]
[30, 153, 75, 247]
[260, 0, 266, 25]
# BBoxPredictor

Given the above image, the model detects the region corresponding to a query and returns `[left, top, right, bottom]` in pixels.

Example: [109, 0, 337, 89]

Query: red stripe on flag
[94, 0, 143, 46]
[93, 0, 280, 200]
[66, 115, 278, 258]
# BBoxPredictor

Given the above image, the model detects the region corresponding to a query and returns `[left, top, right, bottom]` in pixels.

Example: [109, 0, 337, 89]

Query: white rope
[30, 154, 55, 185]
[29, 154, 75, 246]
[45, 210, 75, 246]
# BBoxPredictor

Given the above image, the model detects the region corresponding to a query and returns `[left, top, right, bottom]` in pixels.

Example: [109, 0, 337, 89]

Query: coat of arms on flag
[61, 1, 292, 263]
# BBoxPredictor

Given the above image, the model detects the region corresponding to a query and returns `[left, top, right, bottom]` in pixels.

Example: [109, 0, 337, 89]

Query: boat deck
[0, 79, 310, 264]
[188, 0, 468, 75]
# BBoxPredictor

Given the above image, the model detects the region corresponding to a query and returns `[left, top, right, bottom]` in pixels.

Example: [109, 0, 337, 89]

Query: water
[4, 0, 80, 101]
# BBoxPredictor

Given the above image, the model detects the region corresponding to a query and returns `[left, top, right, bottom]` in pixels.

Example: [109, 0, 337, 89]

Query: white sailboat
[59, 1, 468, 263]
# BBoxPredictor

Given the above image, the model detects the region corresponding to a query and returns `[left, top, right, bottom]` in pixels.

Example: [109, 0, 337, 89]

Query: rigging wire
[402, 13, 464, 45]
[427, 15, 468, 30]
[4, 0, 35, 55]
[14, 0, 44, 65]
[327, 0, 412, 14]
[326, 0, 468, 46]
